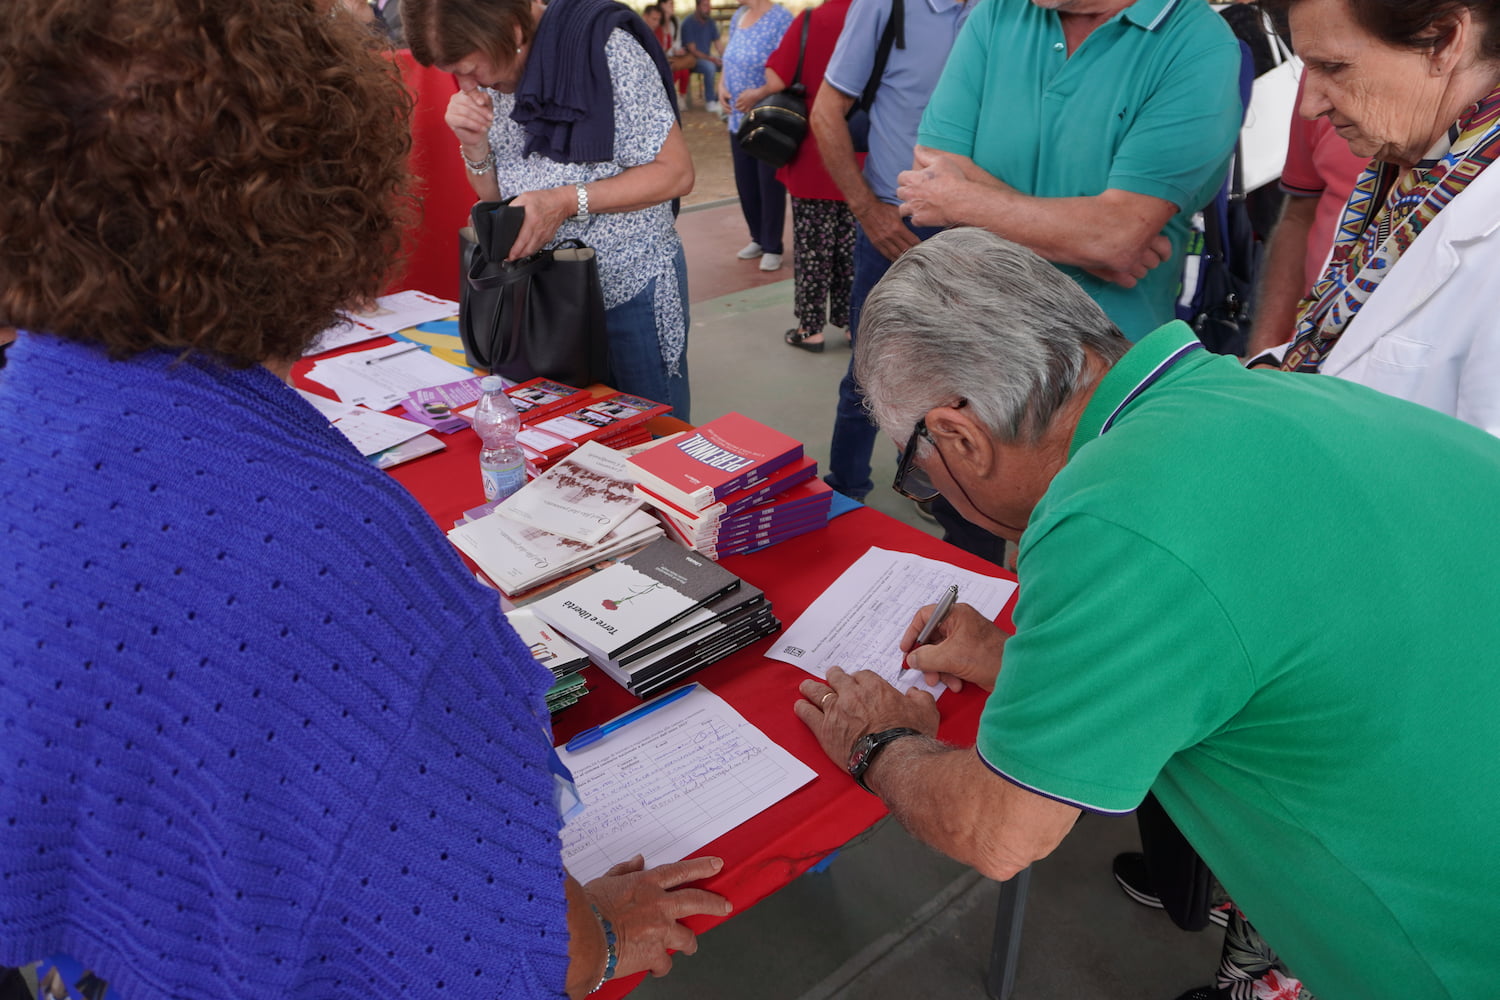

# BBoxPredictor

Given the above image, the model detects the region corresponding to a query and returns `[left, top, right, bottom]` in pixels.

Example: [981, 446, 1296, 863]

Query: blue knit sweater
[0, 334, 570, 999]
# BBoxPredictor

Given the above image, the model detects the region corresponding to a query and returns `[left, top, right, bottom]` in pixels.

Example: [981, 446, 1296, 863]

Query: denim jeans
[605, 245, 691, 421]
[728, 135, 786, 255]
[693, 59, 717, 102]
[825, 219, 940, 499]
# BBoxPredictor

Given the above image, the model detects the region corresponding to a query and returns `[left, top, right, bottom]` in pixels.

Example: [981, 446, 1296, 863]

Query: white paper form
[305, 341, 472, 410]
[304, 289, 460, 355]
[295, 389, 429, 456]
[766, 546, 1019, 698]
[557, 686, 816, 882]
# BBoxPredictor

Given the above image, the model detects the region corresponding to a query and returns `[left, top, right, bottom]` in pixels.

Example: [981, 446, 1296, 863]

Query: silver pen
[365, 343, 421, 364]
[899, 584, 960, 683]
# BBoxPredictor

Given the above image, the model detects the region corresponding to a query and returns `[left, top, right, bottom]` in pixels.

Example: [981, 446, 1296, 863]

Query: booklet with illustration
[496, 441, 644, 545]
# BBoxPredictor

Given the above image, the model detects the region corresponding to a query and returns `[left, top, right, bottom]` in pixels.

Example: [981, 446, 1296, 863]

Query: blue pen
[563, 683, 701, 752]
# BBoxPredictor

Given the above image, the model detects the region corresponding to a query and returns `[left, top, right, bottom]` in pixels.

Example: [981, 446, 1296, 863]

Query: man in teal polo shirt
[896, 0, 1242, 338]
[793, 229, 1500, 1000]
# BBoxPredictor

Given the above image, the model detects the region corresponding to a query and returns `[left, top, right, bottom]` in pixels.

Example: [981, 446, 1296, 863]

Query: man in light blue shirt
[899, 0, 1242, 339]
[811, 0, 981, 523]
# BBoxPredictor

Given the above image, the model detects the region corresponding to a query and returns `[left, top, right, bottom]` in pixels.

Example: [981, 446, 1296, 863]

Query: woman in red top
[742, 0, 858, 352]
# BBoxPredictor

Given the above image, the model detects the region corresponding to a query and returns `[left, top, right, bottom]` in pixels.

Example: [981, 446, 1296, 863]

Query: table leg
[984, 865, 1031, 1000]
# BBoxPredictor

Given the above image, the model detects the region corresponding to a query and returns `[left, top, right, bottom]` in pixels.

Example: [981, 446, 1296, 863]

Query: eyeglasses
[892, 400, 965, 503]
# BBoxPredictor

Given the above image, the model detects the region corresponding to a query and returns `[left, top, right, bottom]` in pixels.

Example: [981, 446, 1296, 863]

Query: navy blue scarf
[513, 0, 680, 164]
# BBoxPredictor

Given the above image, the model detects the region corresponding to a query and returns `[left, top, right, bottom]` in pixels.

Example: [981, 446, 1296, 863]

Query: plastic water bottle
[473, 376, 525, 502]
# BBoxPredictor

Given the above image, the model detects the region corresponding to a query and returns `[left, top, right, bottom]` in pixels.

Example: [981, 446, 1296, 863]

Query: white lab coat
[1272, 160, 1500, 436]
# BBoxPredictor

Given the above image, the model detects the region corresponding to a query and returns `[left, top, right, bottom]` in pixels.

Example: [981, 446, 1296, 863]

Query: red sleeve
[765, 11, 807, 85]
[1280, 76, 1324, 197]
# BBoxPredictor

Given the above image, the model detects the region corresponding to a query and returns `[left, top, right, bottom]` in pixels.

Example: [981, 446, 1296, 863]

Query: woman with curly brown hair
[0, 1, 725, 998]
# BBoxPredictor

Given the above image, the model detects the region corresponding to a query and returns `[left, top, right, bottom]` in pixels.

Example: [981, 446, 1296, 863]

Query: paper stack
[529, 537, 778, 698]
[447, 508, 663, 601]
[505, 608, 593, 713]
[626, 413, 831, 559]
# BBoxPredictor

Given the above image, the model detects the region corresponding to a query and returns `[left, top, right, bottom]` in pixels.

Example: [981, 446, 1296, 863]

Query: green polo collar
[1068, 321, 1207, 460]
[1119, 0, 1183, 31]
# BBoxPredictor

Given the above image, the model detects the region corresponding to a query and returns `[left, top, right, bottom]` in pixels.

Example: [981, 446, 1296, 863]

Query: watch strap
[848, 726, 923, 793]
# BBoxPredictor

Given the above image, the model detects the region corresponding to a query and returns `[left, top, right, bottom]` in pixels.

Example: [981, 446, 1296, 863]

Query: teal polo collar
[1119, 0, 1183, 31]
[1068, 321, 1205, 460]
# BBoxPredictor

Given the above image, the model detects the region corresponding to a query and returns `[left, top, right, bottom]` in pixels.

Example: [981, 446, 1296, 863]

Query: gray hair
[854, 228, 1131, 449]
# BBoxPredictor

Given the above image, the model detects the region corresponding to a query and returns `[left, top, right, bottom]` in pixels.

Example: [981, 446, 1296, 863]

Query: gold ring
[820, 691, 835, 708]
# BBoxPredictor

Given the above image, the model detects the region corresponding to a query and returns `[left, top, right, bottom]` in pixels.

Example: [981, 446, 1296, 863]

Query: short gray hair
[854, 228, 1131, 449]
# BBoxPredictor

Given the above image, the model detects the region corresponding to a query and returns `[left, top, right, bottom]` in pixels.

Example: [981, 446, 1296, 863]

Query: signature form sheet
[767, 546, 1018, 697]
[557, 685, 816, 882]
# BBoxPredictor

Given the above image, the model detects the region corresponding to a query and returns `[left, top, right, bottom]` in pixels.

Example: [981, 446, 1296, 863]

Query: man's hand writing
[898, 603, 1007, 693]
[584, 855, 731, 980]
[793, 666, 940, 771]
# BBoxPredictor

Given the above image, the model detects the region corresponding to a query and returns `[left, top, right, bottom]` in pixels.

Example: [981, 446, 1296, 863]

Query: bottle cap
[479, 375, 506, 392]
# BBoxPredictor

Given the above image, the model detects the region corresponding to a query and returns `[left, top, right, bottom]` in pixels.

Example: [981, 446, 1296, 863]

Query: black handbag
[459, 199, 609, 387]
[736, 14, 810, 168]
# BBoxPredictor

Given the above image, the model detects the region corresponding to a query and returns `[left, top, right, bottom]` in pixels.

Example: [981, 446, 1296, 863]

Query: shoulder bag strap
[852, 0, 903, 116]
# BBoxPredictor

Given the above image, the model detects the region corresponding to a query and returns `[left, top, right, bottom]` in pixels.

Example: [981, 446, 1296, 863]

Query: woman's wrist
[459, 143, 495, 176]
[588, 902, 619, 993]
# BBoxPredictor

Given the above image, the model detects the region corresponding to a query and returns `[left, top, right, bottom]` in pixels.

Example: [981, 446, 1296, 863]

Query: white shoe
[706, 101, 722, 114]
[759, 252, 783, 272]
[736, 241, 763, 260]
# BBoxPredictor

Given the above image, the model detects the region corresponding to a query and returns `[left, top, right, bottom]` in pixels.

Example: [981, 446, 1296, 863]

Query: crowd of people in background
[7, 0, 1500, 998]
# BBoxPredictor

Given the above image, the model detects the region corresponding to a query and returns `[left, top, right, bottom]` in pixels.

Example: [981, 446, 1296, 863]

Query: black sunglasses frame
[891, 400, 966, 502]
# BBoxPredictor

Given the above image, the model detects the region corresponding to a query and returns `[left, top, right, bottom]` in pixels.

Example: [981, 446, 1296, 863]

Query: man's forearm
[810, 85, 879, 213]
[951, 183, 1170, 276]
[865, 737, 1076, 882]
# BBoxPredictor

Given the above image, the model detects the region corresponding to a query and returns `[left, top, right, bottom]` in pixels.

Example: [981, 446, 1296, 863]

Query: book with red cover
[506, 377, 591, 425]
[635, 454, 817, 524]
[661, 479, 833, 543]
[626, 412, 803, 513]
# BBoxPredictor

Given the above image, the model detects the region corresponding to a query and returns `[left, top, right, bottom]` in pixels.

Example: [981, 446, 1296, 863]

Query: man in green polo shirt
[793, 228, 1500, 1000]
[895, 0, 1242, 338]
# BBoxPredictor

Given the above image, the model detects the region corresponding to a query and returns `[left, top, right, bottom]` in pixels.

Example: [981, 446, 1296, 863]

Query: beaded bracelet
[588, 903, 618, 994]
[460, 145, 495, 176]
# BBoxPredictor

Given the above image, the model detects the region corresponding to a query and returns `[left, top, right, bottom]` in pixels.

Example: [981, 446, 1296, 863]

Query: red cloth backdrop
[383, 51, 475, 301]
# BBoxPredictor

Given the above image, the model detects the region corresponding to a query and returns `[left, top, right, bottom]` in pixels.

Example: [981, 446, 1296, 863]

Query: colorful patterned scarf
[1282, 85, 1500, 373]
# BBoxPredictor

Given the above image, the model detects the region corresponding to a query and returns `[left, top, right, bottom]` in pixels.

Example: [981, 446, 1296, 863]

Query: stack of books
[447, 505, 663, 600]
[517, 392, 669, 472]
[529, 537, 778, 698]
[626, 413, 832, 559]
[505, 608, 593, 713]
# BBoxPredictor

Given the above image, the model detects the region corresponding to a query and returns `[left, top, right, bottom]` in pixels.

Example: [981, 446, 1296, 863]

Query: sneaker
[706, 100, 722, 114]
[759, 252, 783, 271]
[1111, 852, 1231, 928]
[736, 241, 763, 260]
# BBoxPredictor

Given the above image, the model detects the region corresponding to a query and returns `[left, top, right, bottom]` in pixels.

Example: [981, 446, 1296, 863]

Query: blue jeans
[605, 245, 691, 421]
[693, 60, 717, 103]
[825, 219, 941, 499]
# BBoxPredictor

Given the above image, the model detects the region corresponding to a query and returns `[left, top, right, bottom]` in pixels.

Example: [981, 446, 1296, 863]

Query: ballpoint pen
[364, 343, 421, 364]
[563, 682, 701, 752]
[898, 584, 960, 682]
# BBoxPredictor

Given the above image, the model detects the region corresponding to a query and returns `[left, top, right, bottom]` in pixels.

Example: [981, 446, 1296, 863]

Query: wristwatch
[847, 727, 923, 793]
[571, 183, 590, 222]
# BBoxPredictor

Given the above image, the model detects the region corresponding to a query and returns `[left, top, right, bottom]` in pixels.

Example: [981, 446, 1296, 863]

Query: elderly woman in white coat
[1256, 0, 1500, 436]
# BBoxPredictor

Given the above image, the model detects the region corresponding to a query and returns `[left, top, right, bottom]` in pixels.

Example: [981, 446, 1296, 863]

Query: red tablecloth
[292, 348, 1017, 998]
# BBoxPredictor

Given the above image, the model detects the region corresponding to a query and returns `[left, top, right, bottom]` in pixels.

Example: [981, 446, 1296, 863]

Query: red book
[506, 378, 591, 425]
[626, 412, 803, 513]
[518, 393, 669, 469]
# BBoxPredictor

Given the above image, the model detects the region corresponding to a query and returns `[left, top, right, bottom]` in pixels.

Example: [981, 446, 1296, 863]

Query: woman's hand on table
[584, 854, 732, 980]
[794, 665, 940, 769]
[899, 603, 1006, 693]
[507, 186, 576, 260]
[445, 88, 495, 151]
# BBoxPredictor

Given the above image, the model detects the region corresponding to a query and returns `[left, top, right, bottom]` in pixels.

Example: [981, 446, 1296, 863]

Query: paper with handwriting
[557, 685, 815, 882]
